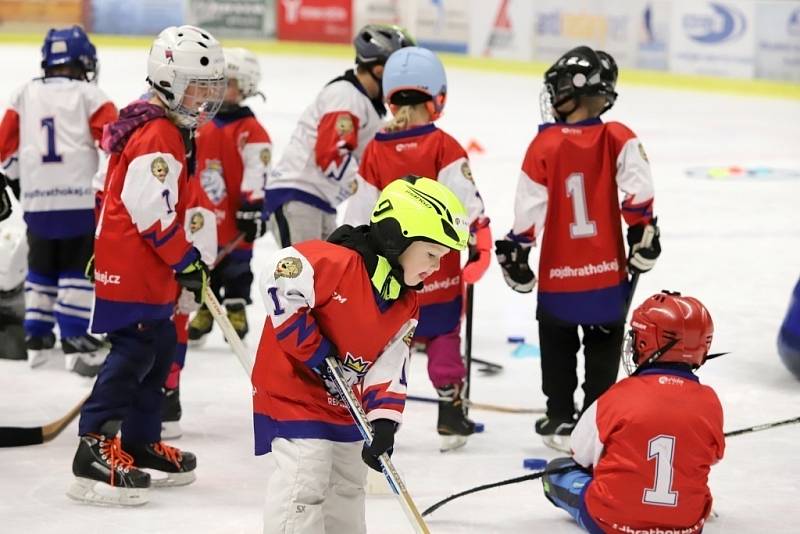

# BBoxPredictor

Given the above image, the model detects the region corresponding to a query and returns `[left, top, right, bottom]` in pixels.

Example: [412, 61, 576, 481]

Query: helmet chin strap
[636, 338, 679, 370]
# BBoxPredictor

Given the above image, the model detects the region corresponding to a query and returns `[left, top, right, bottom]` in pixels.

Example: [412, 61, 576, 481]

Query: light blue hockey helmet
[382, 46, 447, 118]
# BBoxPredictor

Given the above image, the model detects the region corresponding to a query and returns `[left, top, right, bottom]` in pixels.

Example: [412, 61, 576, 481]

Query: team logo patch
[200, 160, 227, 204]
[638, 143, 649, 163]
[343, 353, 370, 375]
[275, 257, 302, 279]
[461, 162, 474, 182]
[151, 157, 169, 182]
[260, 147, 271, 166]
[189, 212, 204, 233]
[402, 326, 416, 347]
[335, 114, 354, 136]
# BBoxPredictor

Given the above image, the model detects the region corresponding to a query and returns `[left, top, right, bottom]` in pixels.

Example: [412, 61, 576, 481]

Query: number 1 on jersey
[41, 117, 63, 163]
[566, 172, 596, 239]
[644, 434, 678, 506]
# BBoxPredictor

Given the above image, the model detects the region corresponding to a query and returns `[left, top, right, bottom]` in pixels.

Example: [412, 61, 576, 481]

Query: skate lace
[98, 436, 135, 486]
[154, 442, 183, 468]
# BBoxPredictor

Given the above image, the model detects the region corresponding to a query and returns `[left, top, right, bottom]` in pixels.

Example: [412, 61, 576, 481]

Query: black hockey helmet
[543, 46, 617, 120]
[354, 24, 415, 68]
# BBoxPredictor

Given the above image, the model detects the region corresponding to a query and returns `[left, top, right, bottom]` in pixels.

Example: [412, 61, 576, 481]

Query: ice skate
[436, 383, 476, 452]
[160, 387, 182, 440]
[224, 299, 248, 339]
[26, 332, 56, 368]
[63, 333, 109, 377]
[188, 306, 213, 347]
[535, 415, 576, 453]
[124, 441, 196, 487]
[68, 424, 151, 507]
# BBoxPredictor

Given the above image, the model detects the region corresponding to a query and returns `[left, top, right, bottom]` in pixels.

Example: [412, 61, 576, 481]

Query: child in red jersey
[495, 46, 662, 452]
[542, 291, 724, 534]
[344, 46, 492, 451]
[188, 47, 272, 344]
[67, 25, 225, 507]
[255, 176, 467, 533]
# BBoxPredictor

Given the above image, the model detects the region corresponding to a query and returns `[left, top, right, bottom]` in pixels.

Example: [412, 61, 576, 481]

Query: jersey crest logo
[638, 142, 649, 163]
[151, 157, 169, 183]
[335, 114, 354, 136]
[275, 257, 302, 279]
[332, 291, 348, 304]
[188, 212, 205, 233]
[200, 159, 227, 204]
[259, 147, 272, 166]
[342, 352, 370, 375]
[461, 162, 474, 182]
[402, 326, 416, 347]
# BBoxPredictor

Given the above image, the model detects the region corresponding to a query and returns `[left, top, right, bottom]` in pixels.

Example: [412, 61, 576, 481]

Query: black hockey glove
[362, 419, 397, 472]
[627, 219, 661, 274]
[495, 239, 536, 293]
[235, 201, 267, 243]
[175, 254, 210, 304]
[0, 173, 11, 222]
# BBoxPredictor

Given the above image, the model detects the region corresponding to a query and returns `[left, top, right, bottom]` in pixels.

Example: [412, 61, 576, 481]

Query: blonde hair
[385, 103, 430, 133]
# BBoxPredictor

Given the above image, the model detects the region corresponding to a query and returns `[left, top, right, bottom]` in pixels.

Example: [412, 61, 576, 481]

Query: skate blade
[160, 421, 183, 440]
[365, 467, 393, 495]
[439, 435, 468, 453]
[542, 435, 572, 454]
[148, 469, 196, 488]
[65, 351, 108, 377]
[28, 349, 54, 369]
[67, 477, 149, 507]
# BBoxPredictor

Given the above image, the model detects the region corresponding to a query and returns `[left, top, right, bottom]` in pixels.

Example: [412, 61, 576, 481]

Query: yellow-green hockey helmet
[370, 176, 468, 260]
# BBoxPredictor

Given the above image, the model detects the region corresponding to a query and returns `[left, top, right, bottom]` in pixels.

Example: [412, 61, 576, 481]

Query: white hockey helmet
[0, 219, 28, 291]
[146, 25, 226, 129]
[224, 47, 262, 100]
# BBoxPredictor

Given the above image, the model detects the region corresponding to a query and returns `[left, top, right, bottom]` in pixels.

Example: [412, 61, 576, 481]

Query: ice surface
[1, 44, 799, 533]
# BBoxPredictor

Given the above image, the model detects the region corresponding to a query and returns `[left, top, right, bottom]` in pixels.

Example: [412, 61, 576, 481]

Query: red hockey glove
[462, 218, 492, 285]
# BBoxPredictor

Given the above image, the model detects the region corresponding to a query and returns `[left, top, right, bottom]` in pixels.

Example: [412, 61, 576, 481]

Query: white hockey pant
[263, 438, 367, 534]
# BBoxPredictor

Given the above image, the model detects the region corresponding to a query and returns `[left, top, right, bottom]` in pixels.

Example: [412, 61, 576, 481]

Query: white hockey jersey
[0, 77, 117, 238]
[264, 71, 385, 217]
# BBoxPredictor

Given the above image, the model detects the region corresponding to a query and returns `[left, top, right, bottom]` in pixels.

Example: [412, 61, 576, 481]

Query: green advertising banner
[188, 0, 276, 38]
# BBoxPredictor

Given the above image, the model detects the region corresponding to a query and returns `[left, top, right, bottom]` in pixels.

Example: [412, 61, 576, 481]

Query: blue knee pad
[542, 459, 602, 533]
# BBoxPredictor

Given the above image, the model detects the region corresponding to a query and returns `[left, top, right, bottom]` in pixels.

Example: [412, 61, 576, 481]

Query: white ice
[1, 44, 799, 533]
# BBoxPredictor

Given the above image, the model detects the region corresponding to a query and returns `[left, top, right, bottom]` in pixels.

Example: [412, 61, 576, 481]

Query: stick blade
[0, 426, 44, 447]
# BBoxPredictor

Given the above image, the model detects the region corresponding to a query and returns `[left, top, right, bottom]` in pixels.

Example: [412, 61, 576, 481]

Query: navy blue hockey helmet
[41, 26, 98, 81]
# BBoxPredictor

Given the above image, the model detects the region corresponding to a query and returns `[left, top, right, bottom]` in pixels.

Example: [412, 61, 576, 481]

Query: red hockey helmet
[624, 291, 714, 373]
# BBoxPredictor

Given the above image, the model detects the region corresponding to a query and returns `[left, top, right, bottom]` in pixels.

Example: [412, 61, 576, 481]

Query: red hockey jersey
[92, 118, 197, 333]
[194, 107, 271, 250]
[510, 118, 654, 325]
[252, 240, 418, 455]
[572, 367, 725, 533]
[343, 123, 486, 337]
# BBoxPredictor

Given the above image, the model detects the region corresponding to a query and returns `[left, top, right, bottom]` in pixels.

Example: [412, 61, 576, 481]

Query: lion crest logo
[188, 212, 204, 233]
[460, 162, 474, 182]
[275, 257, 303, 279]
[151, 157, 169, 182]
[335, 114, 354, 136]
[402, 326, 416, 347]
[260, 147, 272, 166]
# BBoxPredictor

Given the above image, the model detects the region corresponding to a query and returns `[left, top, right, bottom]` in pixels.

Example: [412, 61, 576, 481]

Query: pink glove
[462, 218, 492, 285]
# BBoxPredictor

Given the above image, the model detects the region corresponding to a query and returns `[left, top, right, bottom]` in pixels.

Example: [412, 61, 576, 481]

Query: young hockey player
[255, 176, 468, 533]
[188, 47, 272, 345]
[67, 25, 225, 507]
[344, 46, 491, 451]
[0, 26, 118, 374]
[264, 24, 414, 246]
[542, 291, 724, 534]
[495, 46, 661, 452]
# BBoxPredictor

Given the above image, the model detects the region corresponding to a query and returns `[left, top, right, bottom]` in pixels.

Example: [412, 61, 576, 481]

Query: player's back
[586, 368, 725, 531]
[12, 77, 111, 234]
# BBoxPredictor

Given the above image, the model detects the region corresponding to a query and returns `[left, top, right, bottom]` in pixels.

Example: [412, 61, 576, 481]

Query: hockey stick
[325, 356, 431, 534]
[407, 394, 544, 415]
[203, 287, 254, 373]
[472, 357, 503, 374]
[464, 284, 474, 409]
[214, 232, 246, 266]
[0, 393, 88, 448]
[422, 465, 574, 517]
[724, 416, 800, 437]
